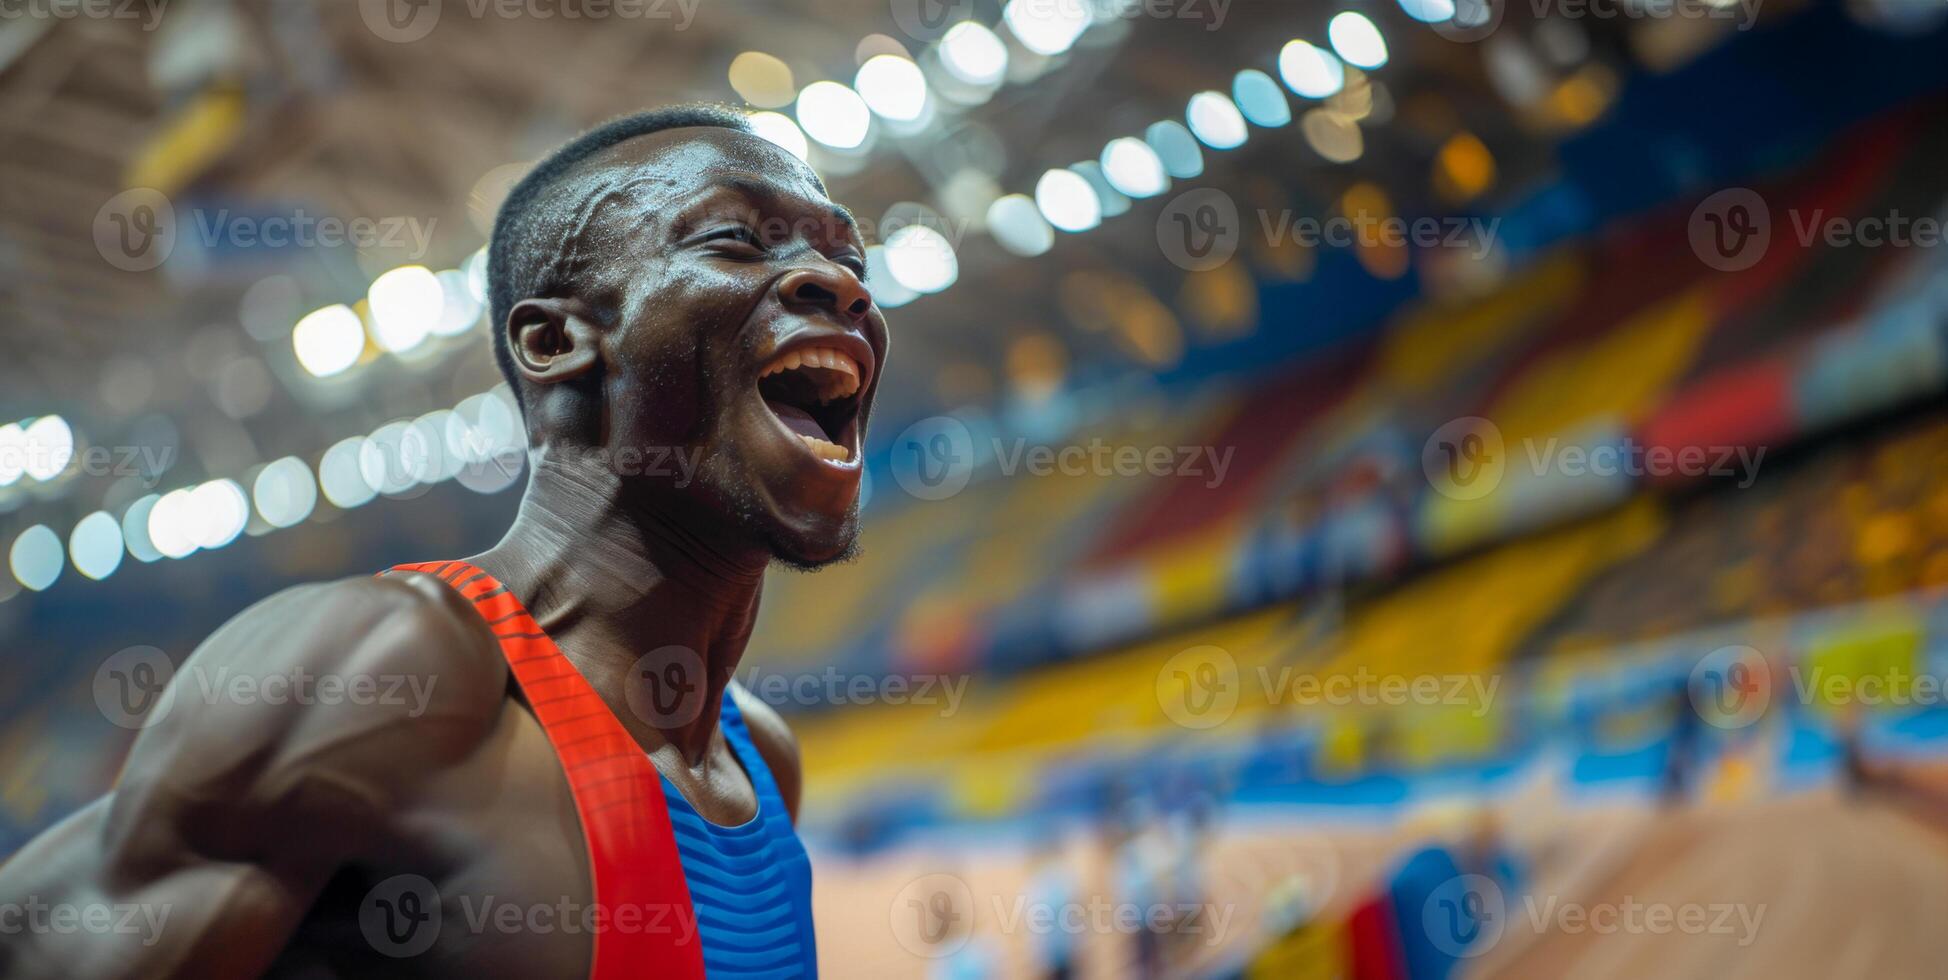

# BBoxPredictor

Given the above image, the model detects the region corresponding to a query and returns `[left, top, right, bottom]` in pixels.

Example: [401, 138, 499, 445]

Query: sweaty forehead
[572, 126, 830, 220]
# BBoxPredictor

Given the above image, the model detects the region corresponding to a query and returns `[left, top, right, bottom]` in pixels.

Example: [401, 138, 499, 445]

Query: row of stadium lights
[4, 387, 526, 594]
[4, 3, 1424, 596]
[741, 4, 1401, 306]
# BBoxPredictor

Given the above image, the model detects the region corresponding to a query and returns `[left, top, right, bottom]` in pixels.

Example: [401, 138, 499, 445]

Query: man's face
[572, 128, 887, 567]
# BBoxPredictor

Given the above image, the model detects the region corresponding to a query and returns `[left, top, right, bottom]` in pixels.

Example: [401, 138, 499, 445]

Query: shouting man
[0, 104, 885, 979]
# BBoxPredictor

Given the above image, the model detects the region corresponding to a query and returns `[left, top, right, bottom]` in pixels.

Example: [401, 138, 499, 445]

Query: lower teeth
[797, 433, 850, 462]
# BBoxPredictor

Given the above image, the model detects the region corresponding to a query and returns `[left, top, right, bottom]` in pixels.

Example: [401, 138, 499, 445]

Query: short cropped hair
[486, 104, 753, 410]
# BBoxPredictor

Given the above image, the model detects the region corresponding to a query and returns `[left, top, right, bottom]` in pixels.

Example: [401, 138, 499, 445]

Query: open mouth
[757, 344, 866, 465]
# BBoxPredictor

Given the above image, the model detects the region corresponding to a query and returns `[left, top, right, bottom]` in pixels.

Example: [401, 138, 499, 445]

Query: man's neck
[466, 453, 768, 765]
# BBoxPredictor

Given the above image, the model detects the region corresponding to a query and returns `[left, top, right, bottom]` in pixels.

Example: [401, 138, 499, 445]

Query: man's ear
[505, 298, 601, 386]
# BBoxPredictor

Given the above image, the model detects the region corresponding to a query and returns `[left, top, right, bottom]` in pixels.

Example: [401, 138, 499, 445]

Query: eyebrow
[715, 175, 858, 233]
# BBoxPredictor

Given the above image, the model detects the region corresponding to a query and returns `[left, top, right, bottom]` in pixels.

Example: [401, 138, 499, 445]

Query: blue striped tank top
[661, 691, 818, 978]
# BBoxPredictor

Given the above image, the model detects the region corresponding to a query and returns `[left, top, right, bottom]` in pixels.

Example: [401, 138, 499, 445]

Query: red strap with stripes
[384, 560, 707, 980]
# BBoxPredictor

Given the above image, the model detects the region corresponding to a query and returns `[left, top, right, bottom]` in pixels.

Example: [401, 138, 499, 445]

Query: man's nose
[777, 266, 872, 322]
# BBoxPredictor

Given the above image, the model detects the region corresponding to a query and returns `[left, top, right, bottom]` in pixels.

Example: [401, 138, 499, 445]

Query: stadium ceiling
[0, 0, 1751, 519]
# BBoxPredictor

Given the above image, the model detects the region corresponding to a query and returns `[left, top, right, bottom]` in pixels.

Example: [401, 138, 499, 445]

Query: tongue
[766, 400, 829, 441]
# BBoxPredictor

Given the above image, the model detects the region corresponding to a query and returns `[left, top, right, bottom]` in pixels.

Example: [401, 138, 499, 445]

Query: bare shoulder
[105, 571, 511, 848]
[729, 680, 802, 822]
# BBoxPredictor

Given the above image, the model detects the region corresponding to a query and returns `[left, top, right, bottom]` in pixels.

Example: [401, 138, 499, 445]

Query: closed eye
[703, 226, 763, 247]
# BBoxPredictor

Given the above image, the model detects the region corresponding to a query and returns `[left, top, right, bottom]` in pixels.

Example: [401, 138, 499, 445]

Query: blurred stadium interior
[4, 0, 1948, 976]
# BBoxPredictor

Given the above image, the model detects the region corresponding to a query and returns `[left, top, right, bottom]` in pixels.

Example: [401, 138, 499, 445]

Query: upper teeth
[760, 346, 863, 402]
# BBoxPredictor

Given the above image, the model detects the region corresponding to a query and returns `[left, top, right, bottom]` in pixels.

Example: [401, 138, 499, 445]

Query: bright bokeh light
[1145, 120, 1204, 179]
[1071, 162, 1130, 219]
[10, 525, 61, 591]
[728, 50, 796, 108]
[796, 81, 871, 150]
[320, 436, 377, 509]
[22, 415, 73, 482]
[1233, 69, 1292, 127]
[1329, 12, 1389, 69]
[69, 511, 124, 581]
[855, 55, 928, 122]
[1279, 40, 1346, 98]
[147, 489, 198, 560]
[122, 495, 163, 563]
[293, 304, 366, 378]
[432, 269, 483, 336]
[452, 389, 526, 494]
[884, 225, 959, 294]
[1186, 92, 1248, 150]
[1035, 168, 1102, 233]
[748, 111, 811, 162]
[864, 246, 920, 309]
[1100, 138, 1169, 198]
[368, 265, 442, 353]
[1003, 0, 1091, 55]
[254, 456, 319, 528]
[465, 248, 489, 304]
[1303, 108, 1365, 163]
[939, 22, 1008, 85]
[0, 422, 23, 486]
[360, 421, 422, 495]
[1399, 0, 1456, 21]
[186, 479, 249, 550]
[986, 194, 1054, 257]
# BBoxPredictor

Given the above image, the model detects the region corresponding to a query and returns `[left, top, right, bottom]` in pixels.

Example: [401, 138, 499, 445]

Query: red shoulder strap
[385, 561, 707, 980]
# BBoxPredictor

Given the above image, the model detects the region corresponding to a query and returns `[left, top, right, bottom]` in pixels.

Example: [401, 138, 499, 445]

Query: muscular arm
[729, 683, 803, 824]
[0, 574, 505, 979]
